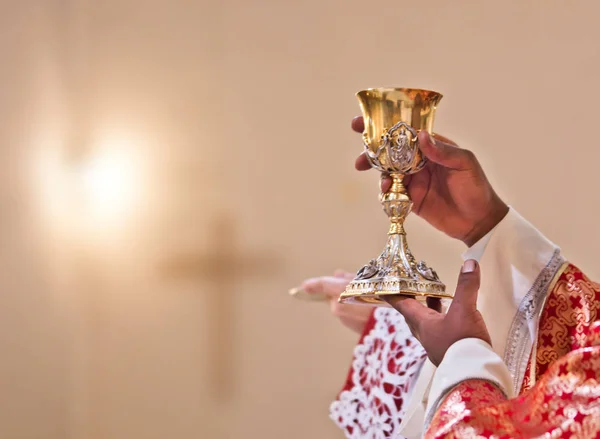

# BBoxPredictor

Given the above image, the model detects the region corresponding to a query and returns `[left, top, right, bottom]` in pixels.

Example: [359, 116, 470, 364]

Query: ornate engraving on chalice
[339, 88, 452, 306]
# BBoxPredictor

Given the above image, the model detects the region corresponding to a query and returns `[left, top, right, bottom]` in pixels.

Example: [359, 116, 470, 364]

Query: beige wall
[2, 0, 600, 438]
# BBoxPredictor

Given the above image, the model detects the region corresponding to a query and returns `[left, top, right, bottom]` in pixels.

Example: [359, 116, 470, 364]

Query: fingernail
[379, 174, 388, 191]
[462, 259, 477, 273]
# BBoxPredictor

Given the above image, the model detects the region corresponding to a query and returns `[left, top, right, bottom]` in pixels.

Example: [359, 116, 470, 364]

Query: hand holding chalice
[339, 88, 453, 306]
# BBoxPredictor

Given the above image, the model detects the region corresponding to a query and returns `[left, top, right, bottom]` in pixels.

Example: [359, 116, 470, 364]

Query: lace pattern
[329, 308, 427, 439]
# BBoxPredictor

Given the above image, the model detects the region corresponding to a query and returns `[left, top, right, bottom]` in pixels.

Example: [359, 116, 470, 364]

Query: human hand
[352, 117, 508, 247]
[302, 270, 373, 335]
[385, 260, 491, 366]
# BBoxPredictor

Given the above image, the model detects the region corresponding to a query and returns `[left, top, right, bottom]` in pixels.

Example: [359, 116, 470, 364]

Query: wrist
[462, 197, 509, 248]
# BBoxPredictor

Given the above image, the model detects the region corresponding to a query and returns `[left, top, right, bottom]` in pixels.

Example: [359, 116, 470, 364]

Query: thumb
[450, 259, 481, 310]
[418, 131, 474, 171]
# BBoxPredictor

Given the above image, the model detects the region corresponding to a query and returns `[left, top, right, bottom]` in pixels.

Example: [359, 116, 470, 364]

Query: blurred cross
[159, 212, 281, 404]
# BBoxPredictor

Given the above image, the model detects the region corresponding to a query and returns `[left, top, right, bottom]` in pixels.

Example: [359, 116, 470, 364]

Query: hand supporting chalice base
[338, 88, 453, 306]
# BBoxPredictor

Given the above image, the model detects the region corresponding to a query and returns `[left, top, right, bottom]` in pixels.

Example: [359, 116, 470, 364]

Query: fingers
[355, 152, 371, 170]
[353, 117, 475, 172]
[380, 174, 392, 193]
[418, 131, 475, 171]
[355, 155, 393, 192]
[302, 276, 350, 298]
[451, 260, 481, 309]
[432, 133, 458, 146]
[352, 117, 370, 172]
[351, 116, 364, 133]
[351, 115, 411, 194]
[384, 296, 434, 334]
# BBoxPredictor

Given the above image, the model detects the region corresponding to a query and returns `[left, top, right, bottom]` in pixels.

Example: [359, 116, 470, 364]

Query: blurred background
[2, 0, 600, 438]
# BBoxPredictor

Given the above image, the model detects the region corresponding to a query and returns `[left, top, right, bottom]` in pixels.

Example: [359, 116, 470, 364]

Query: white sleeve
[423, 338, 513, 429]
[462, 207, 564, 395]
[399, 208, 565, 437]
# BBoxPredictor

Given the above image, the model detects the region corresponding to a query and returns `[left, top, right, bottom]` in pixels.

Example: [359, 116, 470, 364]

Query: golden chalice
[339, 87, 453, 306]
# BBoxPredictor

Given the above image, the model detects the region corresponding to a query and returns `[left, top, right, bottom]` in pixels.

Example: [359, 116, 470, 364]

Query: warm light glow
[78, 143, 139, 223]
[35, 132, 145, 238]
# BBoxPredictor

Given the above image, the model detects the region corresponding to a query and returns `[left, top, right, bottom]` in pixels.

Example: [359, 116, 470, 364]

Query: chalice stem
[386, 173, 410, 235]
[381, 173, 417, 277]
[338, 87, 449, 305]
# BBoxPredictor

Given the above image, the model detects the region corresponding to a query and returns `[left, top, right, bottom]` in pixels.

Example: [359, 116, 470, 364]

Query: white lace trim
[329, 308, 426, 439]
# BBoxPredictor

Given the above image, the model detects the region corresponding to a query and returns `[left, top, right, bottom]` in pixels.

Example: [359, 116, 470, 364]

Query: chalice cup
[339, 87, 453, 306]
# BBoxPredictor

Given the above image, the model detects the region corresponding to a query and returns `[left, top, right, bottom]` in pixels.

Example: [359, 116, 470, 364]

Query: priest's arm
[387, 258, 600, 438]
[424, 322, 600, 438]
[328, 116, 597, 438]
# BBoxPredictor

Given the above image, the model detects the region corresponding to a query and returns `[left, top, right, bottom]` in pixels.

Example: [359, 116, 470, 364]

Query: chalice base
[338, 232, 452, 306]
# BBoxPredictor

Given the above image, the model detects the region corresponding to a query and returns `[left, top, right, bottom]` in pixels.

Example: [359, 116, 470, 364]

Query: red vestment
[330, 209, 594, 438]
[426, 264, 600, 438]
